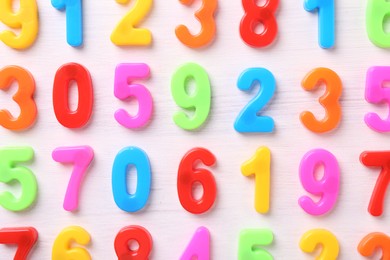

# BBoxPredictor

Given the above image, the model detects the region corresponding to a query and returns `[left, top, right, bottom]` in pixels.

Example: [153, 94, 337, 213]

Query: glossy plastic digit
[360, 151, 390, 216]
[234, 68, 276, 133]
[52, 146, 94, 211]
[0, 66, 37, 130]
[0, 0, 38, 49]
[358, 232, 390, 259]
[52, 0, 83, 47]
[111, 0, 152, 46]
[366, 0, 390, 48]
[365, 66, 390, 132]
[114, 63, 153, 129]
[240, 0, 279, 47]
[299, 149, 339, 216]
[238, 229, 273, 260]
[112, 147, 151, 212]
[300, 229, 339, 260]
[0, 227, 38, 259]
[0, 147, 37, 211]
[177, 147, 216, 214]
[171, 63, 211, 130]
[53, 63, 93, 128]
[180, 227, 210, 260]
[175, 0, 217, 48]
[304, 0, 335, 48]
[300, 67, 342, 133]
[241, 146, 271, 214]
[52, 226, 91, 260]
[115, 225, 153, 260]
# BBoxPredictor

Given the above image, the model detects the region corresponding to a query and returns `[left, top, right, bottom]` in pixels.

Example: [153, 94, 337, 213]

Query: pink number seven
[114, 63, 153, 129]
[52, 146, 94, 211]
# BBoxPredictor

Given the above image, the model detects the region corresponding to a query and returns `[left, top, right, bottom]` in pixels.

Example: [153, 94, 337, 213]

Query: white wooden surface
[0, 0, 389, 259]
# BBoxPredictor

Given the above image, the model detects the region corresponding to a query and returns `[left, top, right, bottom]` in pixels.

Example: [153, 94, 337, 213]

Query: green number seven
[366, 0, 390, 48]
[0, 147, 37, 211]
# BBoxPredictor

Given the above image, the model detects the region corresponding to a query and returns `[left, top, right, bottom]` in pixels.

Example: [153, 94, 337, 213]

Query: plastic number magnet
[52, 0, 83, 47]
[358, 232, 390, 259]
[240, 0, 279, 48]
[180, 227, 210, 260]
[53, 63, 93, 128]
[114, 63, 153, 129]
[299, 149, 339, 216]
[300, 229, 339, 260]
[177, 147, 217, 214]
[365, 66, 390, 132]
[304, 0, 335, 48]
[366, 0, 390, 48]
[52, 226, 91, 260]
[115, 225, 153, 260]
[360, 151, 390, 217]
[112, 147, 151, 212]
[0, 66, 37, 131]
[0, 227, 38, 259]
[238, 229, 273, 260]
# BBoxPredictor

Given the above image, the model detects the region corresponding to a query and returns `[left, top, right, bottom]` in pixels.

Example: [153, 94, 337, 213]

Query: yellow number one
[241, 146, 271, 214]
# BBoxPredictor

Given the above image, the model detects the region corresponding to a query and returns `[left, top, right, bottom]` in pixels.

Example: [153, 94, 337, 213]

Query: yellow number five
[241, 147, 271, 214]
[0, 0, 38, 49]
[111, 0, 152, 46]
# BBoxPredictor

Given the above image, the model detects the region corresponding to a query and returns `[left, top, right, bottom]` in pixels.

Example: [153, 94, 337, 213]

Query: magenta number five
[299, 149, 339, 216]
[114, 63, 153, 129]
[52, 146, 94, 211]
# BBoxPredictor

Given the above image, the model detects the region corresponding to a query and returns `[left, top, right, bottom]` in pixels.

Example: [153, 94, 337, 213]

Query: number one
[52, 0, 83, 47]
[180, 227, 210, 260]
[304, 0, 335, 48]
[241, 147, 271, 214]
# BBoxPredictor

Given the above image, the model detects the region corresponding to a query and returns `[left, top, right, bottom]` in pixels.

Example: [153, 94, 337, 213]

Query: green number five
[0, 147, 37, 211]
[366, 0, 390, 48]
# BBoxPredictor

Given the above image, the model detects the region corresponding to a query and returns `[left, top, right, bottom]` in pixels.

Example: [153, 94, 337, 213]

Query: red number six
[240, 0, 279, 48]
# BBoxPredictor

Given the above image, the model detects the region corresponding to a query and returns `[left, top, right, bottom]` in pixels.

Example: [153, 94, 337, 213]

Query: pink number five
[114, 63, 153, 129]
[52, 146, 94, 211]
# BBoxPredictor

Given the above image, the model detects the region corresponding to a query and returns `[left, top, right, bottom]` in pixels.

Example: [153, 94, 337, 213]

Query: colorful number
[365, 66, 390, 132]
[238, 229, 273, 260]
[111, 0, 152, 46]
[300, 229, 339, 260]
[112, 147, 151, 212]
[299, 149, 339, 216]
[0, 147, 37, 211]
[360, 151, 390, 216]
[0, 66, 37, 130]
[241, 147, 271, 214]
[180, 227, 210, 260]
[53, 63, 93, 128]
[52, 146, 94, 212]
[171, 63, 211, 130]
[115, 225, 153, 260]
[366, 0, 390, 48]
[300, 67, 342, 133]
[240, 0, 279, 47]
[358, 232, 390, 259]
[114, 63, 153, 129]
[177, 147, 216, 214]
[0, 0, 38, 49]
[52, 0, 83, 47]
[304, 0, 335, 48]
[0, 227, 38, 259]
[175, 0, 217, 48]
[52, 226, 91, 260]
[234, 68, 276, 133]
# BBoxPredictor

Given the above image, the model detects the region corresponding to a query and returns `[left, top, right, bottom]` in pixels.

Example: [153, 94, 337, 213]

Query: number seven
[52, 146, 94, 212]
[0, 227, 38, 259]
[360, 151, 390, 216]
